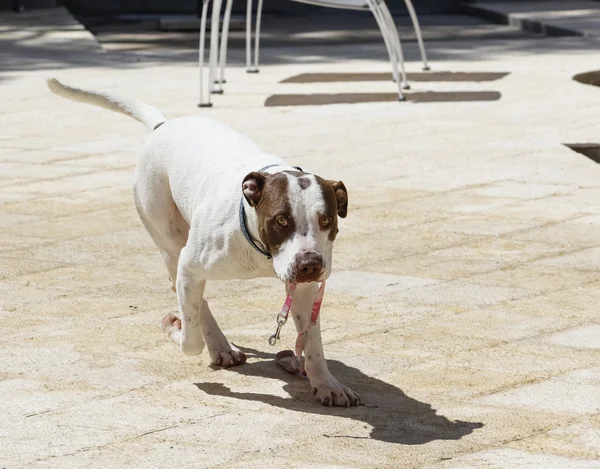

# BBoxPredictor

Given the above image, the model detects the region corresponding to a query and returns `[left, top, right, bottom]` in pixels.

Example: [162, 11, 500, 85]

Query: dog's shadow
[194, 347, 483, 444]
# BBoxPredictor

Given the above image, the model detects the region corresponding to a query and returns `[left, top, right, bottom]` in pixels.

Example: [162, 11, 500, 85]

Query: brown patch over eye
[255, 173, 296, 254]
[315, 175, 340, 241]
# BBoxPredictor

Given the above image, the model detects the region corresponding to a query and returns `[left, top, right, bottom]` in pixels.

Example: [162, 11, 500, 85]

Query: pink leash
[269, 282, 326, 375]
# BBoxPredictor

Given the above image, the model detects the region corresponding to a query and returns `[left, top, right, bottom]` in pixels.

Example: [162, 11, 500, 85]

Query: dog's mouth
[282, 270, 328, 285]
[290, 276, 322, 284]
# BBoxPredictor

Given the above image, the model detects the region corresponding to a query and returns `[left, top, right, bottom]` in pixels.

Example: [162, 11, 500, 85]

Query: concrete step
[462, 0, 600, 37]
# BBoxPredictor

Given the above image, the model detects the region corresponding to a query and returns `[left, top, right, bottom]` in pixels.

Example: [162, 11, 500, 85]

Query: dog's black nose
[297, 253, 323, 276]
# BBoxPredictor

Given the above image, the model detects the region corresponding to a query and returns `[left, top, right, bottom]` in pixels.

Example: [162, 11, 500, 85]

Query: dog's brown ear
[242, 172, 267, 207]
[328, 180, 348, 218]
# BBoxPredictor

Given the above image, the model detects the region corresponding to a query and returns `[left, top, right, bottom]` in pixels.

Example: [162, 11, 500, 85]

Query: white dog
[47, 78, 359, 407]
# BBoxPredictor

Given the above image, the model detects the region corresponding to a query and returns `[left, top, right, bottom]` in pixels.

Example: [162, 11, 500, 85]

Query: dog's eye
[320, 216, 332, 227]
[276, 216, 288, 227]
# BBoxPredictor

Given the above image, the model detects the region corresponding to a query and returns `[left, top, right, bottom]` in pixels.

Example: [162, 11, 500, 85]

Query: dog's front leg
[161, 257, 206, 357]
[162, 247, 246, 367]
[290, 283, 360, 407]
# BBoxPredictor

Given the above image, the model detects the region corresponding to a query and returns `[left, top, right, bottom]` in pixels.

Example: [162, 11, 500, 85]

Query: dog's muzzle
[291, 252, 324, 283]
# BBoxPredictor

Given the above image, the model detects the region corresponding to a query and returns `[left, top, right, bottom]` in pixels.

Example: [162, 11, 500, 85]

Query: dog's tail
[47, 78, 167, 131]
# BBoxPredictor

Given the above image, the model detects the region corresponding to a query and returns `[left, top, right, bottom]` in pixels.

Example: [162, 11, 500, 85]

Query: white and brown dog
[47, 78, 359, 407]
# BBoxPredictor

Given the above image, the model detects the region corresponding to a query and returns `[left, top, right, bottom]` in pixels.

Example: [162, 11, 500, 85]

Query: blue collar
[239, 164, 303, 260]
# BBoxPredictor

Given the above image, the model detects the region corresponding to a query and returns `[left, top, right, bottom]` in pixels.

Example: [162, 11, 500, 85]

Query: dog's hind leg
[163, 269, 206, 356]
[133, 179, 189, 292]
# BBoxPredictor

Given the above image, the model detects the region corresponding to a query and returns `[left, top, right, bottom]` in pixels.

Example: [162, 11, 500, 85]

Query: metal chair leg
[253, 0, 264, 71]
[377, 1, 409, 89]
[367, 0, 404, 101]
[218, 0, 234, 86]
[198, 0, 212, 107]
[375, 3, 404, 83]
[209, 0, 223, 94]
[246, 0, 258, 72]
[404, 0, 429, 70]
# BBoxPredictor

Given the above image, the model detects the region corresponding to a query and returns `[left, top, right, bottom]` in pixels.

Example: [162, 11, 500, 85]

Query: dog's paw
[311, 374, 360, 407]
[209, 347, 247, 368]
[161, 313, 181, 332]
[161, 313, 205, 355]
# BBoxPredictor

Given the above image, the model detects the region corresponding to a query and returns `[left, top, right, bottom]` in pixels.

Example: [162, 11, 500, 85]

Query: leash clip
[268, 284, 296, 346]
[268, 317, 286, 346]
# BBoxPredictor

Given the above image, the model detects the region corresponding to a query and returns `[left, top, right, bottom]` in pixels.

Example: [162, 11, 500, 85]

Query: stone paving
[1, 6, 600, 469]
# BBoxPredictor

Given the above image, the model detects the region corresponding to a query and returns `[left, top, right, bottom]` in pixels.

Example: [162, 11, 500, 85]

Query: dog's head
[242, 170, 347, 284]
